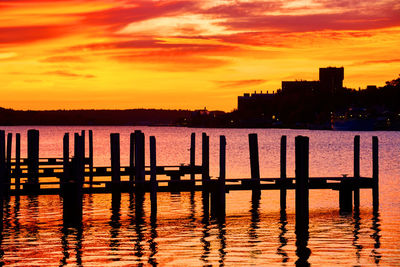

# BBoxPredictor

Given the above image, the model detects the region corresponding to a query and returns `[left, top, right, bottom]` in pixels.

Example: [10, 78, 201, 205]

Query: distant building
[319, 67, 344, 94]
[282, 67, 344, 94]
[281, 80, 320, 94]
[237, 91, 275, 112]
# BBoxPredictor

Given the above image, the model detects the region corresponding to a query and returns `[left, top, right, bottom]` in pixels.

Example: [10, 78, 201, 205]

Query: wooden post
[280, 136, 287, 210]
[134, 130, 145, 190]
[372, 136, 379, 212]
[339, 182, 353, 213]
[354, 135, 360, 209]
[295, 136, 309, 235]
[15, 133, 21, 192]
[202, 133, 209, 181]
[74, 134, 85, 185]
[218, 135, 226, 218]
[62, 133, 69, 187]
[110, 133, 121, 190]
[0, 130, 5, 198]
[249, 134, 260, 180]
[88, 130, 94, 188]
[6, 133, 12, 193]
[0, 131, 3, 229]
[150, 136, 157, 218]
[27, 129, 40, 192]
[63, 133, 84, 227]
[249, 134, 260, 200]
[129, 132, 135, 183]
[190, 133, 195, 180]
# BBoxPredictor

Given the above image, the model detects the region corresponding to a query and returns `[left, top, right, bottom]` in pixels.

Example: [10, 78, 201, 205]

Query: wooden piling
[74, 134, 85, 184]
[190, 133, 195, 180]
[218, 135, 226, 218]
[27, 129, 40, 192]
[339, 182, 353, 213]
[110, 133, 121, 190]
[372, 136, 379, 211]
[63, 133, 84, 227]
[15, 133, 21, 192]
[6, 133, 12, 193]
[280, 136, 287, 210]
[150, 136, 157, 217]
[249, 134, 260, 180]
[249, 133, 261, 200]
[134, 130, 145, 188]
[354, 135, 360, 209]
[0, 131, 4, 229]
[129, 132, 135, 183]
[295, 136, 309, 235]
[88, 130, 94, 188]
[202, 133, 210, 181]
[62, 133, 69, 186]
[0, 130, 5, 197]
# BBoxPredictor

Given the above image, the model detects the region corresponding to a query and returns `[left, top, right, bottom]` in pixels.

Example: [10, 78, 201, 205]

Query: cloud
[216, 79, 267, 88]
[41, 56, 85, 63]
[0, 25, 72, 44]
[350, 58, 400, 66]
[44, 70, 95, 78]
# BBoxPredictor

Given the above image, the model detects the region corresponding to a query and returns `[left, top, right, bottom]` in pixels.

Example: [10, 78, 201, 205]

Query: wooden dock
[0, 129, 379, 226]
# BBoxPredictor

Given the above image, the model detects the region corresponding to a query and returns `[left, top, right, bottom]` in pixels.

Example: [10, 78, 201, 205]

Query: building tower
[319, 67, 344, 94]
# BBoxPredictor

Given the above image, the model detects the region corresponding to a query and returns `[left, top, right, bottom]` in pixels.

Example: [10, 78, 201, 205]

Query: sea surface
[1, 126, 400, 266]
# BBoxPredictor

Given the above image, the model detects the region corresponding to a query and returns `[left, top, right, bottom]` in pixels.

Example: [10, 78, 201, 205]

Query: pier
[0, 129, 379, 224]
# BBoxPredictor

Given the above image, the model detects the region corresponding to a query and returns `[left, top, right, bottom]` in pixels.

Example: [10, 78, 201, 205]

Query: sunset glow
[1, 0, 399, 111]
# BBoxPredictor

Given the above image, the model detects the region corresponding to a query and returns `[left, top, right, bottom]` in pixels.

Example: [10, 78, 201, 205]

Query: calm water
[1, 126, 400, 266]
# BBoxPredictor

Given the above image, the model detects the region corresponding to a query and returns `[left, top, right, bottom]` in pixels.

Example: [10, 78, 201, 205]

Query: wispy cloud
[44, 70, 95, 78]
[216, 79, 267, 88]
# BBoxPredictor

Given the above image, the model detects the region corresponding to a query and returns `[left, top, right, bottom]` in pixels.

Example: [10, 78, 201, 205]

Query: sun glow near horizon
[1, 0, 399, 111]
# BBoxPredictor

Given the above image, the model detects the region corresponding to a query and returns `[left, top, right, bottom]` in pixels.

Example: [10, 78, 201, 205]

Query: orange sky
[1, 0, 399, 111]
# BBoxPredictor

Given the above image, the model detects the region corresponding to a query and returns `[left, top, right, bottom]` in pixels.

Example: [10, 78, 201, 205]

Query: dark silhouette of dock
[0, 129, 379, 215]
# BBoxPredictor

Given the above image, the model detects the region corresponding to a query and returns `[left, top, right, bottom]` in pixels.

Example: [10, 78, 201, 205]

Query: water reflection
[131, 192, 145, 264]
[249, 193, 261, 259]
[109, 192, 121, 258]
[200, 191, 210, 265]
[148, 208, 158, 266]
[60, 226, 83, 266]
[371, 211, 382, 264]
[27, 195, 39, 239]
[352, 210, 363, 264]
[217, 221, 227, 266]
[277, 209, 289, 263]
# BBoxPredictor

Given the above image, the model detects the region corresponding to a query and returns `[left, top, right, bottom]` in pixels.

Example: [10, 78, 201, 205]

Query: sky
[0, 0, 399, 111]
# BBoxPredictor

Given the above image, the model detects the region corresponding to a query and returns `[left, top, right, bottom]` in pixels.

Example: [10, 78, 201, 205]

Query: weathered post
[354, 135, 360, 209]
[202, 133, 210, 182]
[0, 130, 5, 198]
[0, 131, 4, 228]
[249, 133, 261, 199]
[201, 133, 210, 217]
[62, 133, 69, 190]
[110, 133, 121, 191]
[150, 136, 157, 218]
[280, 135, 287, 210]
[27, 129, 40, 192]
[88, 130, 94, 188]
[6, 133, 12, 193]
[372, 136, 379, 212]
[295, 136, 309, 236]
[74, 133, 85, 185]
[15, 133, 21, 192]
[63, 133, 84, 227]
[134, 130, 145, 191]
[339, 182, 353, 213]
[129, 132, 135, 183]
[217, 135, 226, 219]
[190, 133, 196, 180]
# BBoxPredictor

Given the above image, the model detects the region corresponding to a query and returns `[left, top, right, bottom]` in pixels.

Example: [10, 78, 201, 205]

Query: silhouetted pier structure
[0, 129, 379, 225]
